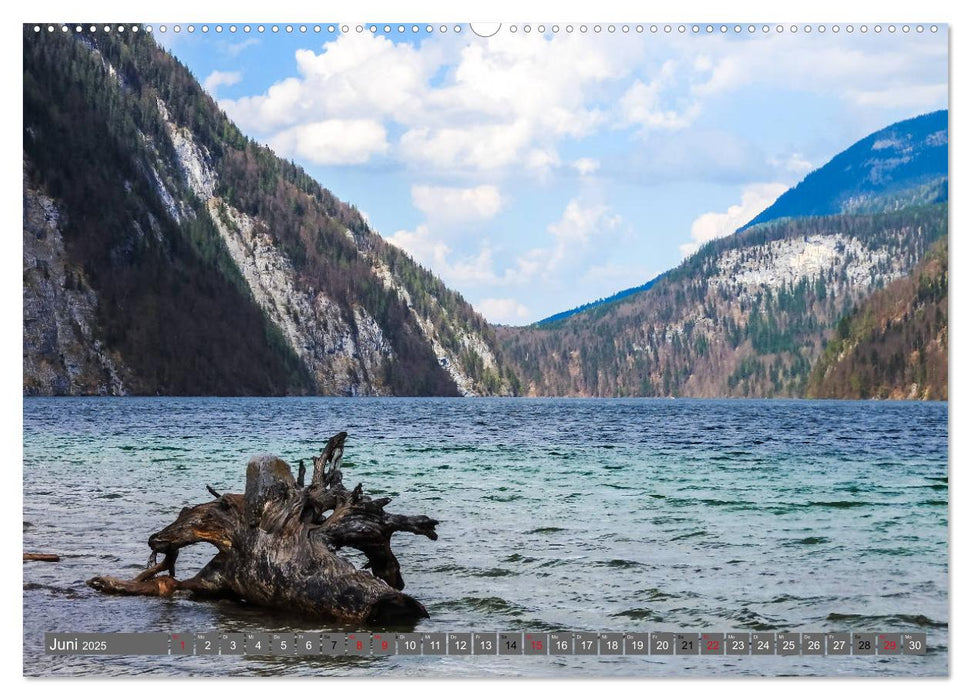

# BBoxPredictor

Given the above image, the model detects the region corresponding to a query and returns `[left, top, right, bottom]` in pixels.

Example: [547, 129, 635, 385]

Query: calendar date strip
[45, 631, 927, 656]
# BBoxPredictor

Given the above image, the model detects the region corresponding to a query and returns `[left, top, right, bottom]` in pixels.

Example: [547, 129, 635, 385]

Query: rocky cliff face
[156, 97, 396, 396]
[207, 199, 394, 396]
[23, 166, 129, 395]
[359, 248, 504, 396]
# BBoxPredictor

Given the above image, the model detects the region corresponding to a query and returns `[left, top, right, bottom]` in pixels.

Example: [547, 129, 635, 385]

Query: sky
[155, 23, 948, 324]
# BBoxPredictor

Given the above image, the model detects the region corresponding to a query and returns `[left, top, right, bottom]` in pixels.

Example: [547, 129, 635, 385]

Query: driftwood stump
[23, 553, 60, 562]
[87, 432, 438, 624]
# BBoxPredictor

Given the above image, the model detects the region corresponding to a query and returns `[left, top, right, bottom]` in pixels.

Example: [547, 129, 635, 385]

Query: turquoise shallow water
[23, 397, 948, 677]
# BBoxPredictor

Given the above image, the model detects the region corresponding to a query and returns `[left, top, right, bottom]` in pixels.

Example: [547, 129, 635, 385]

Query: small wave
[503, 553, 538, 563]
[429, 563, 471, 574]
[427, 564, 516, 577]
[733, 607, 785, 630]
[366, 489, 399, 498]
[920, 499, 948, 506]
[699, 498, 749, 508]
[485, 494, 521, 502]
[671, 530, 707, 541]
[612, 608, 664, 622]
[407, 446, 476, 454]
[526, 527, 567, 535]
[599, 559, 644, 569]
[785, 536, 829, 546]
[23, 582, 81, 598]
[635, 587, 675, 601]
[536, 557, 584, 569]
[666, 497, 751, 509]
[870, 547, 915, 556]
[809, 500, 871, 509]
[442, 596, 528, 616]
[826, 612, 947, 629]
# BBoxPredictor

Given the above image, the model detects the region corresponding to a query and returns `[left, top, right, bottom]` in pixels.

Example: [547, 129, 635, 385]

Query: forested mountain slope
[497, 206, 946, 397]
[806, 237, 947, 400]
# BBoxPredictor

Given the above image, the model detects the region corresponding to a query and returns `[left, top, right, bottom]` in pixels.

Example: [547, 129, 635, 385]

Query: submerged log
[87, 432, 438, 624]
[23, 553, 60, 562]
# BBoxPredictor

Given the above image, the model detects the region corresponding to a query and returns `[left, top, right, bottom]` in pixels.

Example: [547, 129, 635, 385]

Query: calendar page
[22, 17, 948, 680]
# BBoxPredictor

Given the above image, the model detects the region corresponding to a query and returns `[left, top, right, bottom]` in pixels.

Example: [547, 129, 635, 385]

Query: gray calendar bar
[43, 631, 932, 656]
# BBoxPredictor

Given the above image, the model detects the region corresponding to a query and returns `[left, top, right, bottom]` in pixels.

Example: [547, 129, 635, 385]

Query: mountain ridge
[746, 109, 948, 228]
[535, 274, 663, 327]
[528, 110, 948, 329]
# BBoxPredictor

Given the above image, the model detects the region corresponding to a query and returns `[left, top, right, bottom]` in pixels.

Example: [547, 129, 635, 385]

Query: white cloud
[548, 200, 618, 245]
[411, 185, 503, 223]
[524, 148, 561, 179]
[203, 70, 242, 96]
[268, 119, 389, 166]
[572, 158, 600, 176]
[387, 225, 449, 270]
[475, 298, 530, 325]
[583, 262, 659, 292]
[776, 152, 814, 176]
[849, 83, 949, 110]
[387, 225, 499, 286]
[221, 33, 437, 133]
[680, 182, 789, 258]
[220, 31, 643, 175]
[690, 33, 948, 110]
[223, 38, 260, 57]
[619, 62, 700, 132]
[386, 196, 626, 292]
[513, 199, 623, 281]
[218, 30, 946, 180]
[399, 124, 529, 173]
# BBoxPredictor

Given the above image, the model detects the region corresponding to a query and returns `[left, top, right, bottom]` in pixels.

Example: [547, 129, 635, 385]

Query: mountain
[806, 237, 947, 400]
[535, 275, 663, 327]
[746, 110, 948, 227]
[496, 109, 948, 398]
[497, 206, 946, 397]
[23, 28, 514, 397]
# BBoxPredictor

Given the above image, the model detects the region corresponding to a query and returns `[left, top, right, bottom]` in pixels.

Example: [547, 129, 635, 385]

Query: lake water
[23, 397, 948, 677]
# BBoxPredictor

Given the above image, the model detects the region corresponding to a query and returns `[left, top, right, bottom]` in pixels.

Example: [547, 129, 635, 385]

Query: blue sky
[156, 24, 948, 324]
